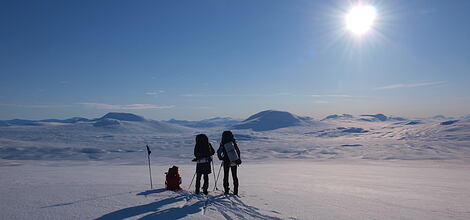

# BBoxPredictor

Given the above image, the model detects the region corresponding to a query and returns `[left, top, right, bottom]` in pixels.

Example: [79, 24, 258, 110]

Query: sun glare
[346, 5, 377, 36]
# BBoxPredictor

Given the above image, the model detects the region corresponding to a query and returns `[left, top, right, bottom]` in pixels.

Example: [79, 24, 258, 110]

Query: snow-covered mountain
[1, 111, 470, 162]
[321, 113, 407, 122]
[432, 115, 452, 120]
[97, 112, 146, 122]
[358, 114, 407, 122]
[232, 110, 313, 131]
[321, 114, 354, 121]
[0, 119, 41, 126]
[0, 112, 190, 132]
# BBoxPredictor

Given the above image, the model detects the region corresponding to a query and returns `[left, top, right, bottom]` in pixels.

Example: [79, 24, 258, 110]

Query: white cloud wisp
[78, 103, 174, 110]
[375, 81, 445, 90]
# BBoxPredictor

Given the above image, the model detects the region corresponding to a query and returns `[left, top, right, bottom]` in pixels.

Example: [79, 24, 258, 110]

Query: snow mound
[359, 114, 388, 121]
[389, 116, 407, 121]
[40, 117, 90, 123]
[432, 115, 450, 120]
[321, 114, 353, 121]
[98, 112, 145, 122]
[440, 120, 459, 125]
[232, 110, 309, 131]
[3, 119, 41, 126]
[406, 121, 422, 125]
[339, 127, 368, 133]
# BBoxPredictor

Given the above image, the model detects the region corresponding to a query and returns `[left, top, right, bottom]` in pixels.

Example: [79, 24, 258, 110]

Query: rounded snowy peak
[233, 110, 306, 131]
[322, 114, 354, 121]
[99, 112, 145, 122]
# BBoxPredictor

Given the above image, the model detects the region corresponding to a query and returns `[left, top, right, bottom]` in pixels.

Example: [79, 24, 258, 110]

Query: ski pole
[188, 171, 196, 190]
[213, 162, 223, 191]
[146, 145, 153, 189]
[211, 158, 218, 190]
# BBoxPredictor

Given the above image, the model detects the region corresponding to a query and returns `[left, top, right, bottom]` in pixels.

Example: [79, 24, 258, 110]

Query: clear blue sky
[1, 0, 469, 120]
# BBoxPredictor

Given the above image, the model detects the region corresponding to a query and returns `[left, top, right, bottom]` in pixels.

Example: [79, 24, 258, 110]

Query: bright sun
[346, 5, 377, 36]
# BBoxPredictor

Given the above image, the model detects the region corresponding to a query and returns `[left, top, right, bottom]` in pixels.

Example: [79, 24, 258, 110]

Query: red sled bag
[165, 166, 182, 190]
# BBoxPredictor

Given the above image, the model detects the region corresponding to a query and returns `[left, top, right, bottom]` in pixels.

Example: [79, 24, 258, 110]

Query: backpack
[165, 166, 182, 190]
[223, 142, 242, 165]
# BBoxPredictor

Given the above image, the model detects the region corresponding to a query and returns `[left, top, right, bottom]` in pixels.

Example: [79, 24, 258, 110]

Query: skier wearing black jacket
[217, 130, 241, 195]
[193, 134, 215, 195]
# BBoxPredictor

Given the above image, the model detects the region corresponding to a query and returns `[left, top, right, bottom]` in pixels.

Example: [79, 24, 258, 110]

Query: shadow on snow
[94, 188, 282, 220]
[40, 191, 140, 209]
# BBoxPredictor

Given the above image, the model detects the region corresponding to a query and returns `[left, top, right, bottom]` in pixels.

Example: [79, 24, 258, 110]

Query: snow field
[1, 160, 469, 219]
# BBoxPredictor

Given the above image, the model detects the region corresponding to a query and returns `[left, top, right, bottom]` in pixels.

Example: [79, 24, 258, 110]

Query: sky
[1, 0, 469, 120]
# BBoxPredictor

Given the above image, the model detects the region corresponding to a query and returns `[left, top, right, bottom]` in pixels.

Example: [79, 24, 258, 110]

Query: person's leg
[203, 174, 209, 195]
[223, 163, 230, 194]
[195, 173, 202, 194]
[231, 166, 239, 195]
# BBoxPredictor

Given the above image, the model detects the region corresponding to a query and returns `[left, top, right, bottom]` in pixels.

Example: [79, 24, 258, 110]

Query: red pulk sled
[165, 166, 182, 190]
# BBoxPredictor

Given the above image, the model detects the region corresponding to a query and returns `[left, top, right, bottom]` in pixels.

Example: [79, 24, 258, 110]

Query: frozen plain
[2, 160, 469, 220]
[1, 112, 470, 219]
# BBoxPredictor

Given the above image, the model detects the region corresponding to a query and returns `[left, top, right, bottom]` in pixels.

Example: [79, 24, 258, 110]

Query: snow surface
[1, 161, 470, 219]
[1, 111, 470, 219]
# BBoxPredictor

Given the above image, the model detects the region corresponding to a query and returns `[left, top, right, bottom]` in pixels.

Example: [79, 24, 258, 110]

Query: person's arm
[217, 144, 224, 160]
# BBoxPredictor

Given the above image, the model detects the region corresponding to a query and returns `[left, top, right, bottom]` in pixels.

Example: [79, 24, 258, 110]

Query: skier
[193, 134, 215, 195]
[217, 130, 241, 195]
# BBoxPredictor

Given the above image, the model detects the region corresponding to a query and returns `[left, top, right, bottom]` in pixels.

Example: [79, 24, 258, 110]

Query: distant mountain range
[1, 110, 469, 162]
[0, 112, 144, 127]
[0, 112, 189, 133]
[321, 114, 407, 122]
[1, 111, 468, 131]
